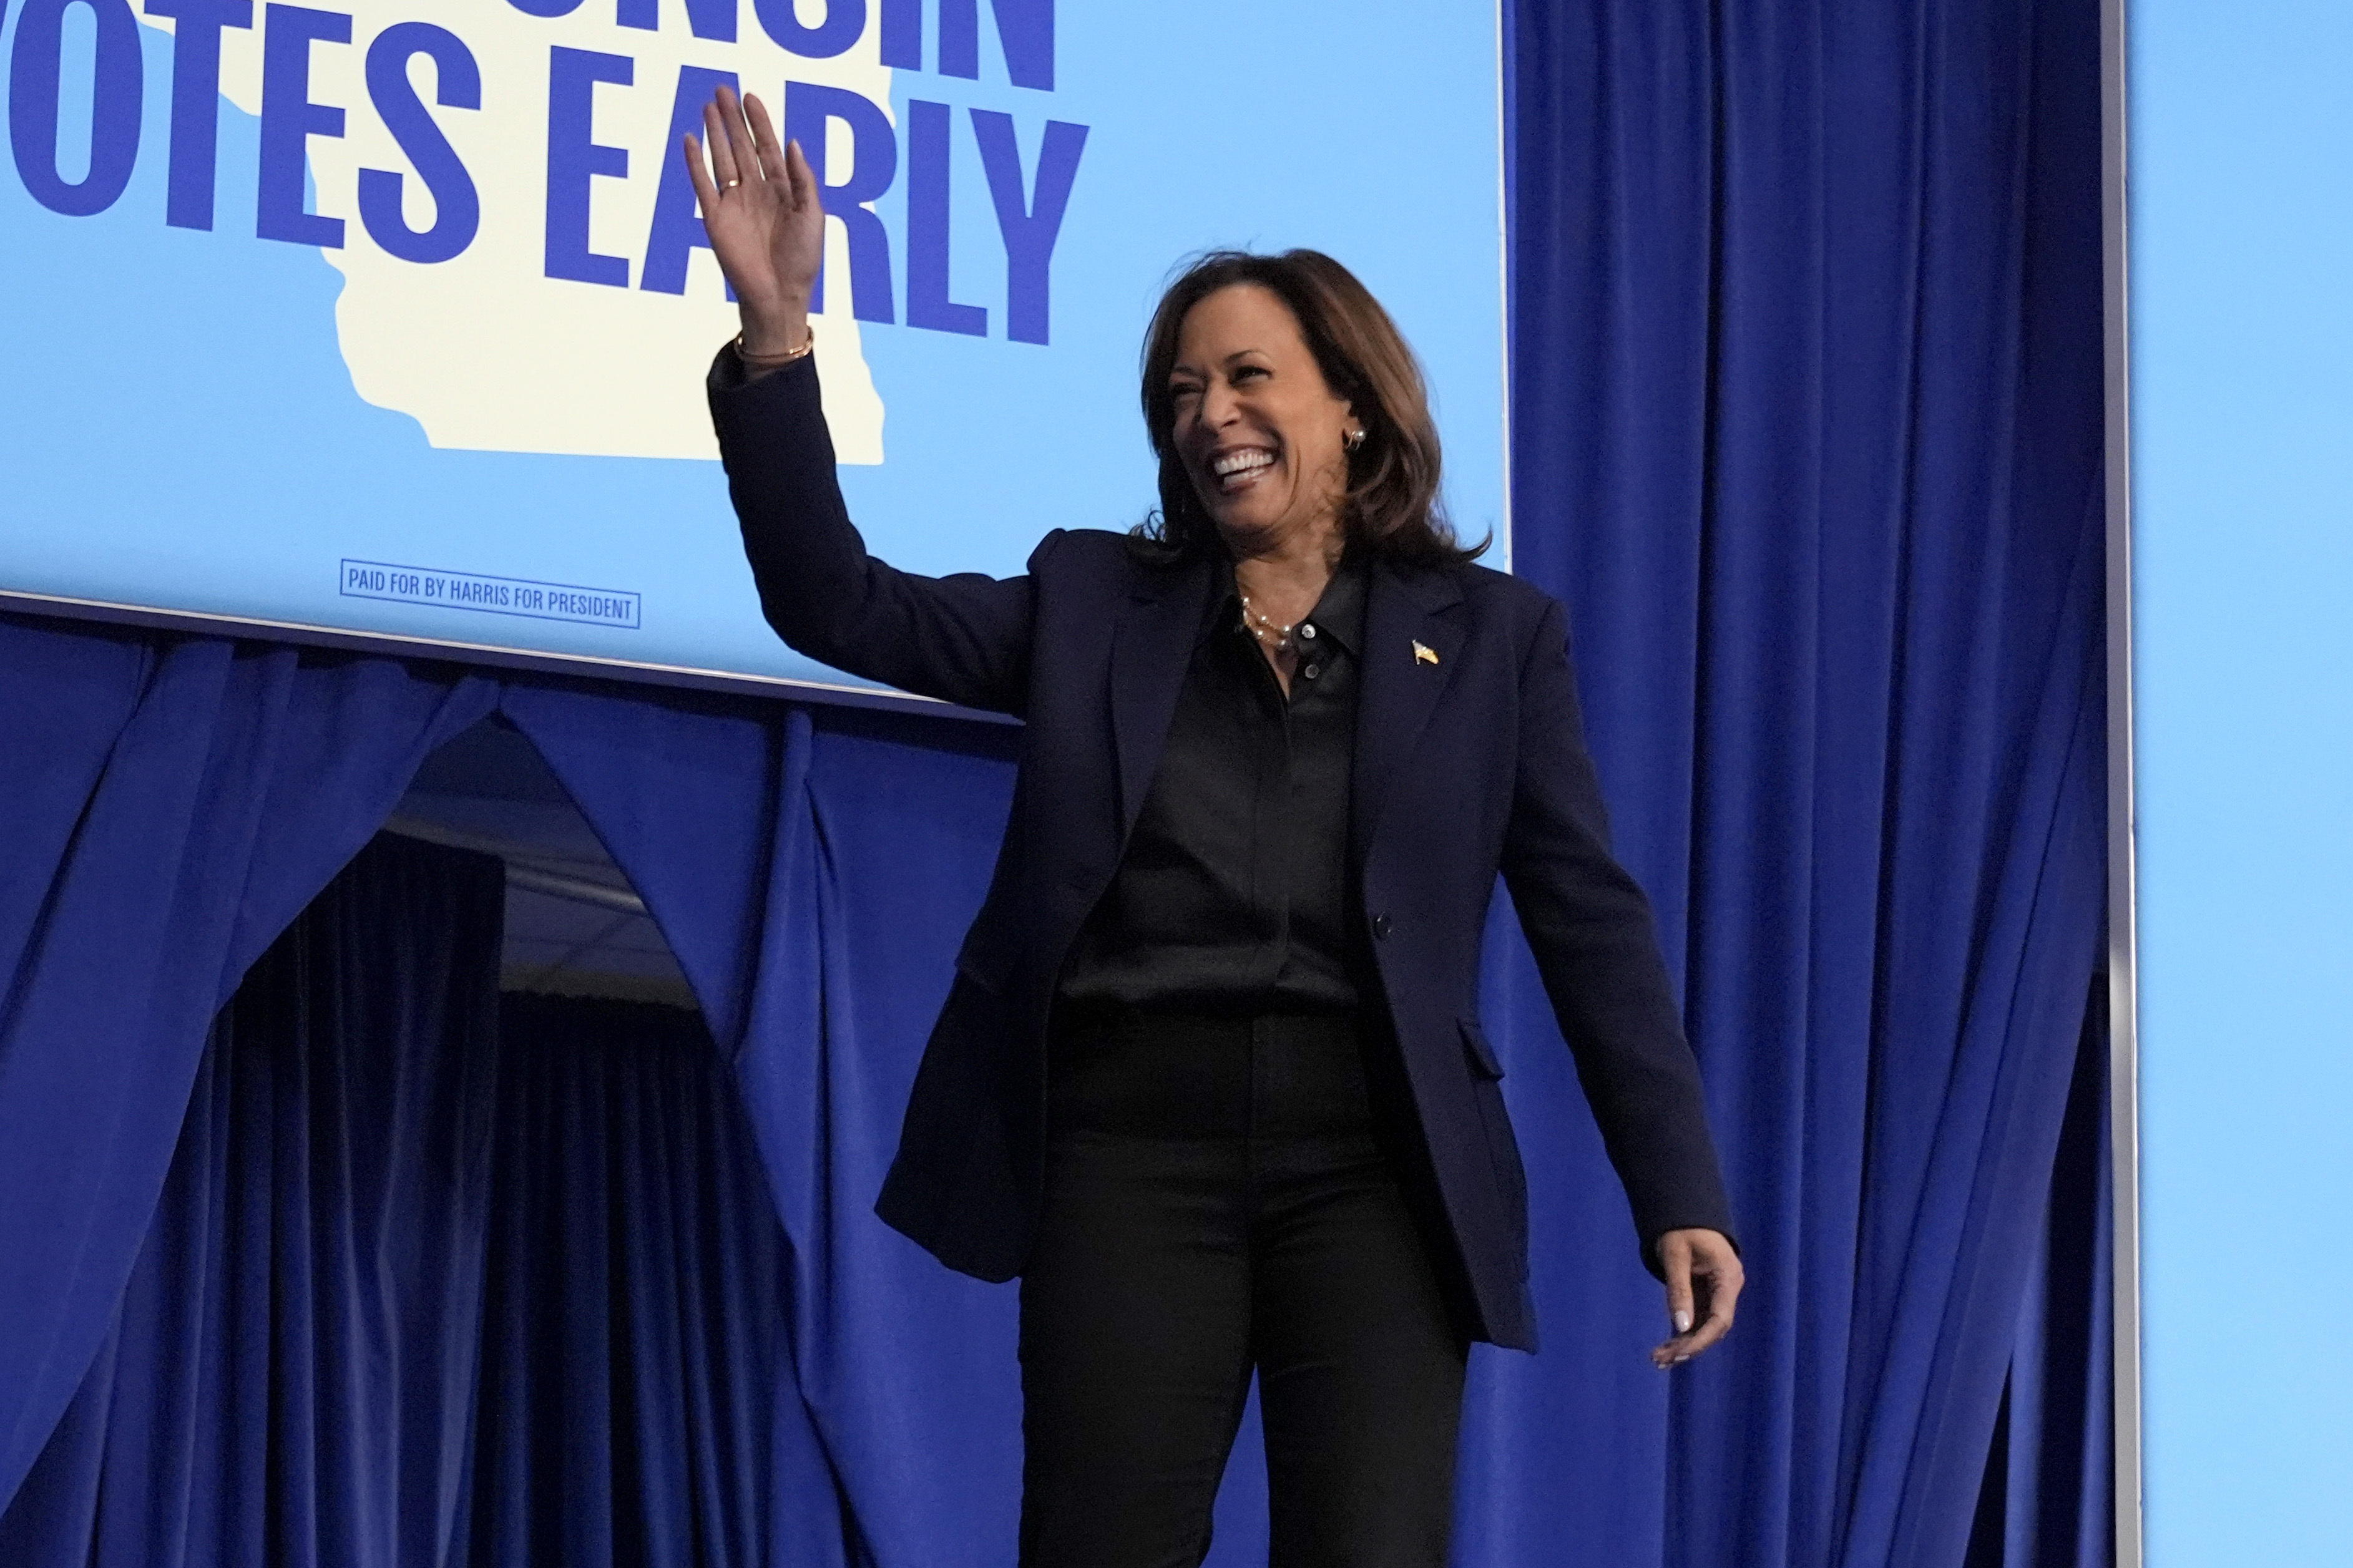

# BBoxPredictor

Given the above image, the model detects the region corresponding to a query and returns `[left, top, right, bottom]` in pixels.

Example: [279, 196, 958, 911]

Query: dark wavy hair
[1133, 249, 1485, 568]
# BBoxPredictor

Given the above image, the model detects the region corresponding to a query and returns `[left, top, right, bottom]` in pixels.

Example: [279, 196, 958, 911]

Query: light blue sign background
[2134, 0, 2353, 1560]
[0, 1, 1506, 696]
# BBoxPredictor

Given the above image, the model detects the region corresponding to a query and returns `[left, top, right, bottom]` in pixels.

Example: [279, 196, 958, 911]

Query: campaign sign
[0, 0, 1507, 698]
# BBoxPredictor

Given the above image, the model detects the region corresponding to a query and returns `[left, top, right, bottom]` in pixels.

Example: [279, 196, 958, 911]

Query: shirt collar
[1201, 553, 1368, 656]
[1298, 558, 1366, 656]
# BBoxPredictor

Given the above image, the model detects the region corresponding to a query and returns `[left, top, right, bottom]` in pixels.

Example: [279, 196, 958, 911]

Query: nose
[1197, 376, 1243, 432]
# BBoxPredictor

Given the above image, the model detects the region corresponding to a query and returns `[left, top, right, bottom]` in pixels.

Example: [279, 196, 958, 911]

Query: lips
[1209, 446, 1276, 492]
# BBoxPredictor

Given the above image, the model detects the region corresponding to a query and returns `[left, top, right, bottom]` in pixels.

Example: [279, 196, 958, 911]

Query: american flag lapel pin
[1412, 640, 1439, 666]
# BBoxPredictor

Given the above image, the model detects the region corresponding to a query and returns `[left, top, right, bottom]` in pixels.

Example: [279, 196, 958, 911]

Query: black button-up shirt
[1058, 558, 1369, 1016]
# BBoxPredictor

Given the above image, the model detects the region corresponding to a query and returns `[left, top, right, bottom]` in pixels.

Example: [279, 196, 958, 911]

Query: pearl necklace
[1238, 593, 1296, 653]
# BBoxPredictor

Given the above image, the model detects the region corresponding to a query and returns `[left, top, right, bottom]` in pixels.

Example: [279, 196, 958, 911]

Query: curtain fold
[0, 837, 805, 1568]
[1508, 1, 2109, 1566]
[504, 689, 1029, 1568]
[0, 623, 496, 1512]
[461, 992, 795, 1568]
[1965, 995, 2114, 1568]
[0, 833, 507, 1567]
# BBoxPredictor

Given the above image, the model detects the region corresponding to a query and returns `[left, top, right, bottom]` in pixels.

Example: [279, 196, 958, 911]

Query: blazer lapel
[1352, 563, 1466, 862]
[1109, 552, 1216, 836]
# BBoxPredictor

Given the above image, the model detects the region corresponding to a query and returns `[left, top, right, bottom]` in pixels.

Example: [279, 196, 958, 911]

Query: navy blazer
[710, 351, 1734, 1351]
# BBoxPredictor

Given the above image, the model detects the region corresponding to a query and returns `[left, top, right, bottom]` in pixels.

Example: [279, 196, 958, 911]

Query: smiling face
[1167, 283, 1361, 559]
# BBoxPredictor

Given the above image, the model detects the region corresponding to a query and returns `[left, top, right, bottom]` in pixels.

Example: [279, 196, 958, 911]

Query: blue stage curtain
[1504, 2, 2108, 1568]
[461, 992, 798, 1568]
[0, 835, 808, 1568]
[501, 689, 1028, 1567]
[0, 832, 506, 1567]
[0, 623, 496, 1514]
[1964, 1000, 2113, 1568]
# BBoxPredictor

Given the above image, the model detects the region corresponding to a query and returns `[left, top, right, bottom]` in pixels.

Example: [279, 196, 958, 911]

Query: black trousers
[1019, 1012, 1468, 1568]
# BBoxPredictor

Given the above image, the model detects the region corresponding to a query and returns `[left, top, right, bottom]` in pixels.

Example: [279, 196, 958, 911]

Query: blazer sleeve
[708, 345, 1042, 716]
[1498, 595, 1738, 1273]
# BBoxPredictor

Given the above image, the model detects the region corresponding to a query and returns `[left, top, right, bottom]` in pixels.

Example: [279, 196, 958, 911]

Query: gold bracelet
[737, 324, 815, 365]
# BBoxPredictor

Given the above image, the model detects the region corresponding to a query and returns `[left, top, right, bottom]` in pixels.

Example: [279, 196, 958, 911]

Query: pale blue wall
[2134, 2, 2353, 1562]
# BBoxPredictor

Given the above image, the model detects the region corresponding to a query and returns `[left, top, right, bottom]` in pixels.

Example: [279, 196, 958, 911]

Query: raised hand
[681, 84, 824, 357]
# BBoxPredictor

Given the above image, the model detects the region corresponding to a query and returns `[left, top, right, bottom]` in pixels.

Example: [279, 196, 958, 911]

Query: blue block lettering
[146, 0, 251, 230]
[617, 0, 733, 42]
[971, 110, 1083, 344]
[504, 0, 582, 19]
[640, 63, 738, 295]
[255, 4, 348, 246]
[753, 0, 860, 59]
[783, 80, 893, 321]
[544, 46, 632, 286]
[7, 0, 144, 217]
[878, 0, 917, 68]
[938, 0, 971, 76]
[939, 0, 1050, 90]
[906, 99, 983, 337]
[357, 22, 480, 263]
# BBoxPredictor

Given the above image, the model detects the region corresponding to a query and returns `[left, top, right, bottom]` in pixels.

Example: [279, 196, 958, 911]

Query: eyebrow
[1170, 349, 1269, 381]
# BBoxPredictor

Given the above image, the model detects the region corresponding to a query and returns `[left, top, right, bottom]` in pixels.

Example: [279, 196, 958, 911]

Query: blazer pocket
[953, 955, 1006, 995]
[1459, 1017, 1505, 1079]
[1457, 1018, 1528, 1276]
[952, 928, 1015, 996]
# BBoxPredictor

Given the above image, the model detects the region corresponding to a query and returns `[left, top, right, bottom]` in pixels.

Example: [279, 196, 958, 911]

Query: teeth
[1213, 449, 1274, 477]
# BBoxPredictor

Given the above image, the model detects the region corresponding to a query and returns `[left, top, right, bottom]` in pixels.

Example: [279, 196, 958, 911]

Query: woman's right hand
[681, 85, 824, 358]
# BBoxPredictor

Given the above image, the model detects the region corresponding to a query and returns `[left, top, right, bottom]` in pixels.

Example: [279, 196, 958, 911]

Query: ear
[1338, 400, 1367, 449]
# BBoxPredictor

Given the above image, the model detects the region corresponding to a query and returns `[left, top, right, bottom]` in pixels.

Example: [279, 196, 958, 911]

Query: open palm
[681, 85, 824, 356]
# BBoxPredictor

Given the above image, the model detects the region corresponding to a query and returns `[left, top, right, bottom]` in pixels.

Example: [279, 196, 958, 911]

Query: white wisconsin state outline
[143, 0, 887, 462]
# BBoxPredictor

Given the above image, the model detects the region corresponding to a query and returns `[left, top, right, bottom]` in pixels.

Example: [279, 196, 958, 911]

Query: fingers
[702, 97, 740, 190]
[715, 81, 750, 167]
[693, 85, 816, 220]
[682, 132, 718, 213]
[1663, 1233, 1696, 1334]
[1650, 1228, 1744, 1369]
[785, 136, 821, 216]
[1650, 1232, 1696, 1370]
[1678, 1262, 1739, 1358]
[743, 92, 790, 190]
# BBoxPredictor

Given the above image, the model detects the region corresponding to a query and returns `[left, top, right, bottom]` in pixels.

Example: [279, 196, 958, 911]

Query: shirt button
[1372, 913, 1392, 940]
[1298, 623, 1317, 641]
[1302, 663, 1321, 680]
